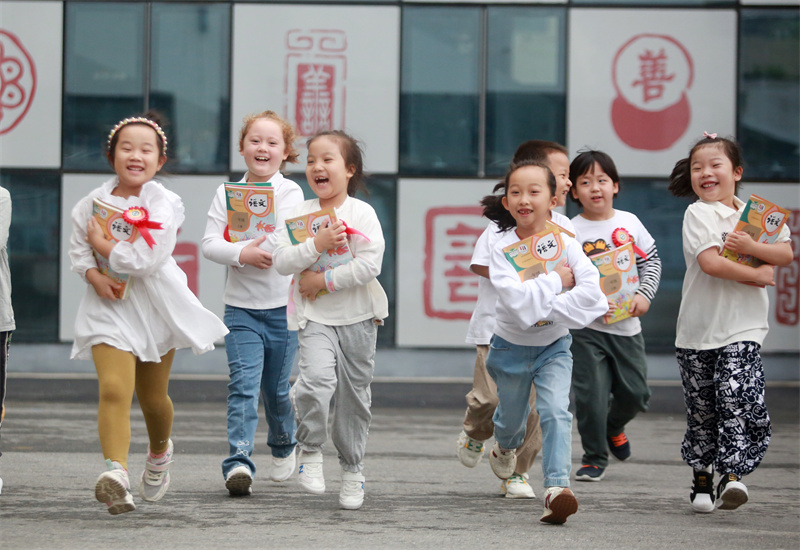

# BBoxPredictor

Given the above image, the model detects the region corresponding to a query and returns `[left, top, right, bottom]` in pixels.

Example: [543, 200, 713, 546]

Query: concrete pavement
[0, 390, 798, 549]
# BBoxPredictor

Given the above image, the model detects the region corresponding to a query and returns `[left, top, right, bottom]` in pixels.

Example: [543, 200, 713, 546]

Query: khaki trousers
[462, 344, 542, 475]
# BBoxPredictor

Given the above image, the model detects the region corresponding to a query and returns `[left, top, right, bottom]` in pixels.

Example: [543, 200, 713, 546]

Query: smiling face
[502, 165, 558, 239]
[239, 118, 289, 182]
[111, 124, 166, 198]
[546, 151, 572, 207]
[306, 135, 355, 209]
[571, 162, 619, 221]
[690, 144, 742, 209]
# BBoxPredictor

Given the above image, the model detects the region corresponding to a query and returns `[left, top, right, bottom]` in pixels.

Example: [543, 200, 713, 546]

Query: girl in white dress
[69, 113, 228, 515]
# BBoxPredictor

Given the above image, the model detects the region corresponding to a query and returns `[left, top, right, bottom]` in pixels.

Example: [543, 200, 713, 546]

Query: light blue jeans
[486, 333, 573, 488]
[221, 305, 297, 479]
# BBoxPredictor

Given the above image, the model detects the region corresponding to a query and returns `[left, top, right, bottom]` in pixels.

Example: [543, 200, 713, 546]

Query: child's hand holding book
[313, 220, 347, 253]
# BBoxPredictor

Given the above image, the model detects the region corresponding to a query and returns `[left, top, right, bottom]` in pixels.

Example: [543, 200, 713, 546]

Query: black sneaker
[575, 464, 605, 482]
[716, 473, 748, 510]
[690, 469, 715, 513]
[607, 432, 631, 461]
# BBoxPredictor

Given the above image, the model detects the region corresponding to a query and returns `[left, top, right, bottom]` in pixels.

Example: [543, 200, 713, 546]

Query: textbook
[588, 242, 640, 324]
[224, 182, 275, 243]
[285, 207, 353, 297]
[92, 198, 139, 300]
[502, 226, 568, 283]
[721, 194, 790, 268]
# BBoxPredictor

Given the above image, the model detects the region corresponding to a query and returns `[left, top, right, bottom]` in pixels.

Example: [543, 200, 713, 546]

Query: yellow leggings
[92, 344, 175, 469]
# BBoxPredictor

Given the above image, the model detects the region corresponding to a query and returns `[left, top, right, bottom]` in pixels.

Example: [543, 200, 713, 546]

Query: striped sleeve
[635, 243, 661, 303]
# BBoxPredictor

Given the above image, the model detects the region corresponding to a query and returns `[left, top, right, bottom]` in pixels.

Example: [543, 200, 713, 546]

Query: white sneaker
[270, 449, 296, 482]
[540, 486, 578, 524]
[489, 442, 517, 480]
[225, 465, 253, 496]
[95, 460, 136, 515]
[716, 473, 748, 510]
[456, 431, 485, 468]
[297, 450, 325, 495]
[139, 439, 173, 502]
[501, 473, 535, 499]
[339, 471, 365, 510]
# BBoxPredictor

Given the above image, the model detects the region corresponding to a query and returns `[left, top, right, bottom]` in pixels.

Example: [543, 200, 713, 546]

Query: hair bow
[703, 131, 718, 139]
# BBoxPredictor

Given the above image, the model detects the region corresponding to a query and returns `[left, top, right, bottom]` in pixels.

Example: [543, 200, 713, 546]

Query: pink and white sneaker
[95, 459, 135, 515]
[139, 439, 174, 502]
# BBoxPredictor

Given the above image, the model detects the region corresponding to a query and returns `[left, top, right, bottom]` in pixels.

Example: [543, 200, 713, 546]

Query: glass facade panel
[485, 7, 566, 176]
[739, 8, 799, 181]
[0, 171, 60, 342]
[400, 7, 481, 175]
[151, 3, 230, 173]
[63, 2, 145, 171]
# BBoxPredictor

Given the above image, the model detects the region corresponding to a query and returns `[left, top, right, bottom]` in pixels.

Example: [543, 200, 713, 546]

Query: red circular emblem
[0, 30, 37, 135]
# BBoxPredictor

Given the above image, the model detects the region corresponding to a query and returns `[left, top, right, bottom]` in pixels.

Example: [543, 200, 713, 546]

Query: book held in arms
[502, 226, 568, 327]
[588, 242, 639, 324]
[224, 182, 275, 242]
[285, 207, 354, 297]
[721, 194, 790, 267]
[92, 198, 139, 300]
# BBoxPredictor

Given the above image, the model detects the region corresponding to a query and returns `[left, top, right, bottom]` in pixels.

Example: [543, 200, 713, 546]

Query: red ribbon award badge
[123, 207, 163, 248]
[611, 227, 646, 259]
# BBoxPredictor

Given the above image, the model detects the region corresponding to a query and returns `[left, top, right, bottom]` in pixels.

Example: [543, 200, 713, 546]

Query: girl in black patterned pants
[669, 134, 793, 513]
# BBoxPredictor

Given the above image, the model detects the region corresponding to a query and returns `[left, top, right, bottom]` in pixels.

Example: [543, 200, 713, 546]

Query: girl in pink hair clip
[69, 112, 228, 515]
[669, 133, 792, 514]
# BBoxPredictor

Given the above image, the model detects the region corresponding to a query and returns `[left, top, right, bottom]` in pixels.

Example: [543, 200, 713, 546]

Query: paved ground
[1, 383, 798, 549]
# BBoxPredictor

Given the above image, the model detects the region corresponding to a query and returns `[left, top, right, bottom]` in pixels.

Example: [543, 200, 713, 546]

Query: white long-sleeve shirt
[490, 227, 607, 347]
[273, 196, 388, 330]
[70, 178, 228, 361]
[201, 172, 303, 309]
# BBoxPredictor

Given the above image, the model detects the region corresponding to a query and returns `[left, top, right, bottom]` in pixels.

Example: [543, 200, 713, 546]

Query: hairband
[107, 117, 168, 156]
[703, 131, 718, 139]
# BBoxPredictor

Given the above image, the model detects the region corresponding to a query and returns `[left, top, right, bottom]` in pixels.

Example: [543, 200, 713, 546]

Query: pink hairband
[703, 131, 718, 139]
[107, 117, 168, 156]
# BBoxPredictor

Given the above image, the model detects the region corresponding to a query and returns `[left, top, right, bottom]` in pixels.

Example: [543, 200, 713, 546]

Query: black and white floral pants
[676, 341, 771, 478]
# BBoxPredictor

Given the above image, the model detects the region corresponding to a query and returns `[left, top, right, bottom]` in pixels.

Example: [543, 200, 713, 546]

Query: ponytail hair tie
[703, 131, 718, 139]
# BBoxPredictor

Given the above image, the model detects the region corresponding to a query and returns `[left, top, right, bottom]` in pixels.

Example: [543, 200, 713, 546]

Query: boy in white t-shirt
[568, 150, 662, 482]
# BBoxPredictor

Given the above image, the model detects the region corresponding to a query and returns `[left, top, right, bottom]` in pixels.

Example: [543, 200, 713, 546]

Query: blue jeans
[221, 305, 298, 479]
[486, 333, 573, 488]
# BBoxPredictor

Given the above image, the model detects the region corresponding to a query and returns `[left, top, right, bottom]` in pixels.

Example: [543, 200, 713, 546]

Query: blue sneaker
[575, 464, 605, 482]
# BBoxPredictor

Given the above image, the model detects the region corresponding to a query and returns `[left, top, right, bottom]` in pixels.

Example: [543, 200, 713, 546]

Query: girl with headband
[69, 112, 228, 515]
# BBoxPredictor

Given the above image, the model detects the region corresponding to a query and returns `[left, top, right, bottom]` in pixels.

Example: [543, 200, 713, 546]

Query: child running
[0, 184, 14, 495]
[568, 149, 662, 481]
[69, 113, 228, 515]
[483, 159, 606, 524]
[669, 132, 792, 513]
[458, 140, 576, 499]
[202, 111, 304, 496]
[273, 130, 388, 510]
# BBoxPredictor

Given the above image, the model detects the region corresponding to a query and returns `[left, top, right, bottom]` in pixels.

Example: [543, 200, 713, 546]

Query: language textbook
[588, 242, 639, 324]
[285, 207, 353, 297]
[224, 182, 275, 242]
[721, 194, 790, 268]
[502, 226, 568, 283]
[92, 198, 139, 300]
